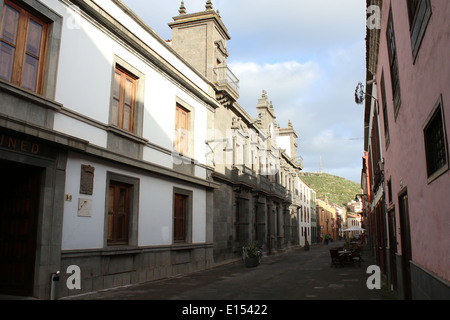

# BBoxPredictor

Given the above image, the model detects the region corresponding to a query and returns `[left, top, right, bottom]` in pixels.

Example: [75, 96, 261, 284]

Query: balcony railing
[213, 66, 240, 95]
[297, 156, 304, 170]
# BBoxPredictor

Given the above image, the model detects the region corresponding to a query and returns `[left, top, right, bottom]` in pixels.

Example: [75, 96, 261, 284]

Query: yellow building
[316, 199, 338, 242]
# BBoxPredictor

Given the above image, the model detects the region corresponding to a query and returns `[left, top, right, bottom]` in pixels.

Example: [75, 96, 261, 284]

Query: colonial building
[309, 187, 318, 243]
[363, 0, 450, 299]
[169, 1, 304, 263]
[297, 177, 312, 246]
[0, 0, 220, 299]
[316, 199, 337, 242]
[0, 0, 306, 299]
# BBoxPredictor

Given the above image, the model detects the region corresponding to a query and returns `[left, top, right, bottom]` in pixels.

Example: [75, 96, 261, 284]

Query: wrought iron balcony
[213, 66, 240, 98]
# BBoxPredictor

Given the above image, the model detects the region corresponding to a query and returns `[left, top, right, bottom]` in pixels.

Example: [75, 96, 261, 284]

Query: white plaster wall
[53, 113, 108, 148]
[93, 0, 209, 92]
[138, 177, 173, 246]
[142, 146, 172, 169]
[43, 0, 212, 251]
[62, 154, 108, 250]
[50, 0, 113, 123]
[43, 0, 211, 165]
[191, 188, 207, 243]
[62, 152, 207, 250]
[276, 136, 291, 155]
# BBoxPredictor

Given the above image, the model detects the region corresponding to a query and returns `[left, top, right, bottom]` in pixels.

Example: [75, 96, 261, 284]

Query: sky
[121, 0, 367, 183]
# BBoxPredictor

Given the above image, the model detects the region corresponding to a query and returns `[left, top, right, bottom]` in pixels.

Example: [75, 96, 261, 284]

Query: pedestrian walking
[325, 233, 330, 245]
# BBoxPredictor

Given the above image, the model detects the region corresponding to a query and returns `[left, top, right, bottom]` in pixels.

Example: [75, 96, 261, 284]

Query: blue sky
[121, 0, 367, 183]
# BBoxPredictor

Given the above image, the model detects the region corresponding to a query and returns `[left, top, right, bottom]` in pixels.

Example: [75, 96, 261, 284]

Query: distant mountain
[299, 172, 362, 207]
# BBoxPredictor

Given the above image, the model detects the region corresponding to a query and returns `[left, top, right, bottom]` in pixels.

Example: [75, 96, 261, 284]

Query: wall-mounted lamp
[355, 193, 368, 202]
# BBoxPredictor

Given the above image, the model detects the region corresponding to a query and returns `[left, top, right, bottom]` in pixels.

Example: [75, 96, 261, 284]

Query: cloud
[229, 60, 321, 118]
[217, 0, 366, 62]
[228, 42, 365, 183]
[120, 0, 367, 183]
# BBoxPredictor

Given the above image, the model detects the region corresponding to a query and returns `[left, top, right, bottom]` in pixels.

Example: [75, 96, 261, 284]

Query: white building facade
[0, 0, 219, 299]
[298, 178, 311, 246]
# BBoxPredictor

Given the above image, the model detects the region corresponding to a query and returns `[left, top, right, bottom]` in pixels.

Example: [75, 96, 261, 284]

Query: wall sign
[0, 133, 40, 155]
[80, 165, 95, 195]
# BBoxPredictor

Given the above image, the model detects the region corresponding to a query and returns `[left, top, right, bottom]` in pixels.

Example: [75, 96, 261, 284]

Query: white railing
[213, 66, 239, 94]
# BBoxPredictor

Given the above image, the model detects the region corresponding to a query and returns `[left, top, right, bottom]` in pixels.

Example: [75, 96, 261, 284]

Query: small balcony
[297, 156, 304, 170]
[213, 66, 240, 101]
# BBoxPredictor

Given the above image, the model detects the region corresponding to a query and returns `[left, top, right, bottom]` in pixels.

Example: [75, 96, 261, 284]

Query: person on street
[325, 233, 330, 245]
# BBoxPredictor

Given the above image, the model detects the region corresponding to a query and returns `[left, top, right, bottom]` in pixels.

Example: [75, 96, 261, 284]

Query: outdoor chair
[329, 248, 344, 267]
[349, 247, 363, 265]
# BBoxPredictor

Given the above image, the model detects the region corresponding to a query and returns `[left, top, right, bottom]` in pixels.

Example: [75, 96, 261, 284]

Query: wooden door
[0, 160, 41, 296]
[399, 191, 412, 300]
[173, 194, 187, 242]
[388, 209, 398, 291]
[107, 181, 130, 245]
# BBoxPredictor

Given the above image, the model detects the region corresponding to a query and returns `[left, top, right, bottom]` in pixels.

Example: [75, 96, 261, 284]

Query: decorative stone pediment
[215, 40, 229, 57]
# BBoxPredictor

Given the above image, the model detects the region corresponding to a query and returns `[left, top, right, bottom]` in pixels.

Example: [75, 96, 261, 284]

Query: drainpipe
[50, 271, 60, 300]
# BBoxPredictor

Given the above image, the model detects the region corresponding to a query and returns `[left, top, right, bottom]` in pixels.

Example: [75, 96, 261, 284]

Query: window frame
[111, 64, 137, 133]
[380, 70, 391, 149]
[386, 5, 402, 119]
[174, 103, 190, 156]
[0, 0, 62, 100]
[107, 180, 131, 245]
[108, 55, 145, 138]
[173, 98, 195, 159]
[406, 0, 432, 63]
[104, 172, 139, 247]
[0, 0, 49, 94]
[423, 95, 449, 184]
[172, 187, 193, 244]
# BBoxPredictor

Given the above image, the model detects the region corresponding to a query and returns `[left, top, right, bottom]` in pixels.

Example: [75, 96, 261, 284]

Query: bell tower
[169, 1, 239, 103]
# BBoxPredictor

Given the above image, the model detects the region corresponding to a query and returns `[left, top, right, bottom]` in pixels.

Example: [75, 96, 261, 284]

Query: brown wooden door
[107, 181, 130, 245]
[0, 160, 41, 296]
[173, 194, 187, 242]
[388, 209, 398, 291]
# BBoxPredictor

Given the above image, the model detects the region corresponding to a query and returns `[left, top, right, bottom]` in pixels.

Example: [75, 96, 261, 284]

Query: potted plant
[244, 244, 260, 267]
[304, 240, 310, 251]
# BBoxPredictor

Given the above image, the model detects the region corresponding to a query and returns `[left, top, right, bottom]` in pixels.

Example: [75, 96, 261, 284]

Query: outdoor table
[338, 250, 353, 265]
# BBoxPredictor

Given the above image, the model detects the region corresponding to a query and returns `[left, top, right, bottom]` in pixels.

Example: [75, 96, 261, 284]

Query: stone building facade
[169, 2, 305, 263]
[0, 0, 306, 299]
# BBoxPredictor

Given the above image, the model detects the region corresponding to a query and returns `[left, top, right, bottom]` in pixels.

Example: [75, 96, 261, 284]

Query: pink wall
[376, 0, 450, 281]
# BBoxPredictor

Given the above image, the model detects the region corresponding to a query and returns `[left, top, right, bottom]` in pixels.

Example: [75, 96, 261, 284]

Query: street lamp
[355, 81, 378, 106]
[355, 194, 368, 202]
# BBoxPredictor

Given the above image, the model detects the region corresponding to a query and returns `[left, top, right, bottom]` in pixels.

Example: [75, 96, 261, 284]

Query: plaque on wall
[80, 165, 95, 195]
[78, 198, 92, 217]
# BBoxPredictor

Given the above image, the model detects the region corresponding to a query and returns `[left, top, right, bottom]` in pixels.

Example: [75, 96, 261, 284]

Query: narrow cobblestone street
[62, 240, 397, 301]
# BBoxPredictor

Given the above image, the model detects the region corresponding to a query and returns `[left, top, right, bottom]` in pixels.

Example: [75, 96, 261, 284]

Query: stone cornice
[169, 10, 231, 40]
[66, 0, 220, 111]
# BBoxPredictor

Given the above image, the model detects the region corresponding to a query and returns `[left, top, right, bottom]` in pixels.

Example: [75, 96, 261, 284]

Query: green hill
[299, 172, 362, 207]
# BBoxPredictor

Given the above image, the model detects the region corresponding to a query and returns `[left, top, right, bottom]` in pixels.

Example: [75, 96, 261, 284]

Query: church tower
[169, 1, 239, 103]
